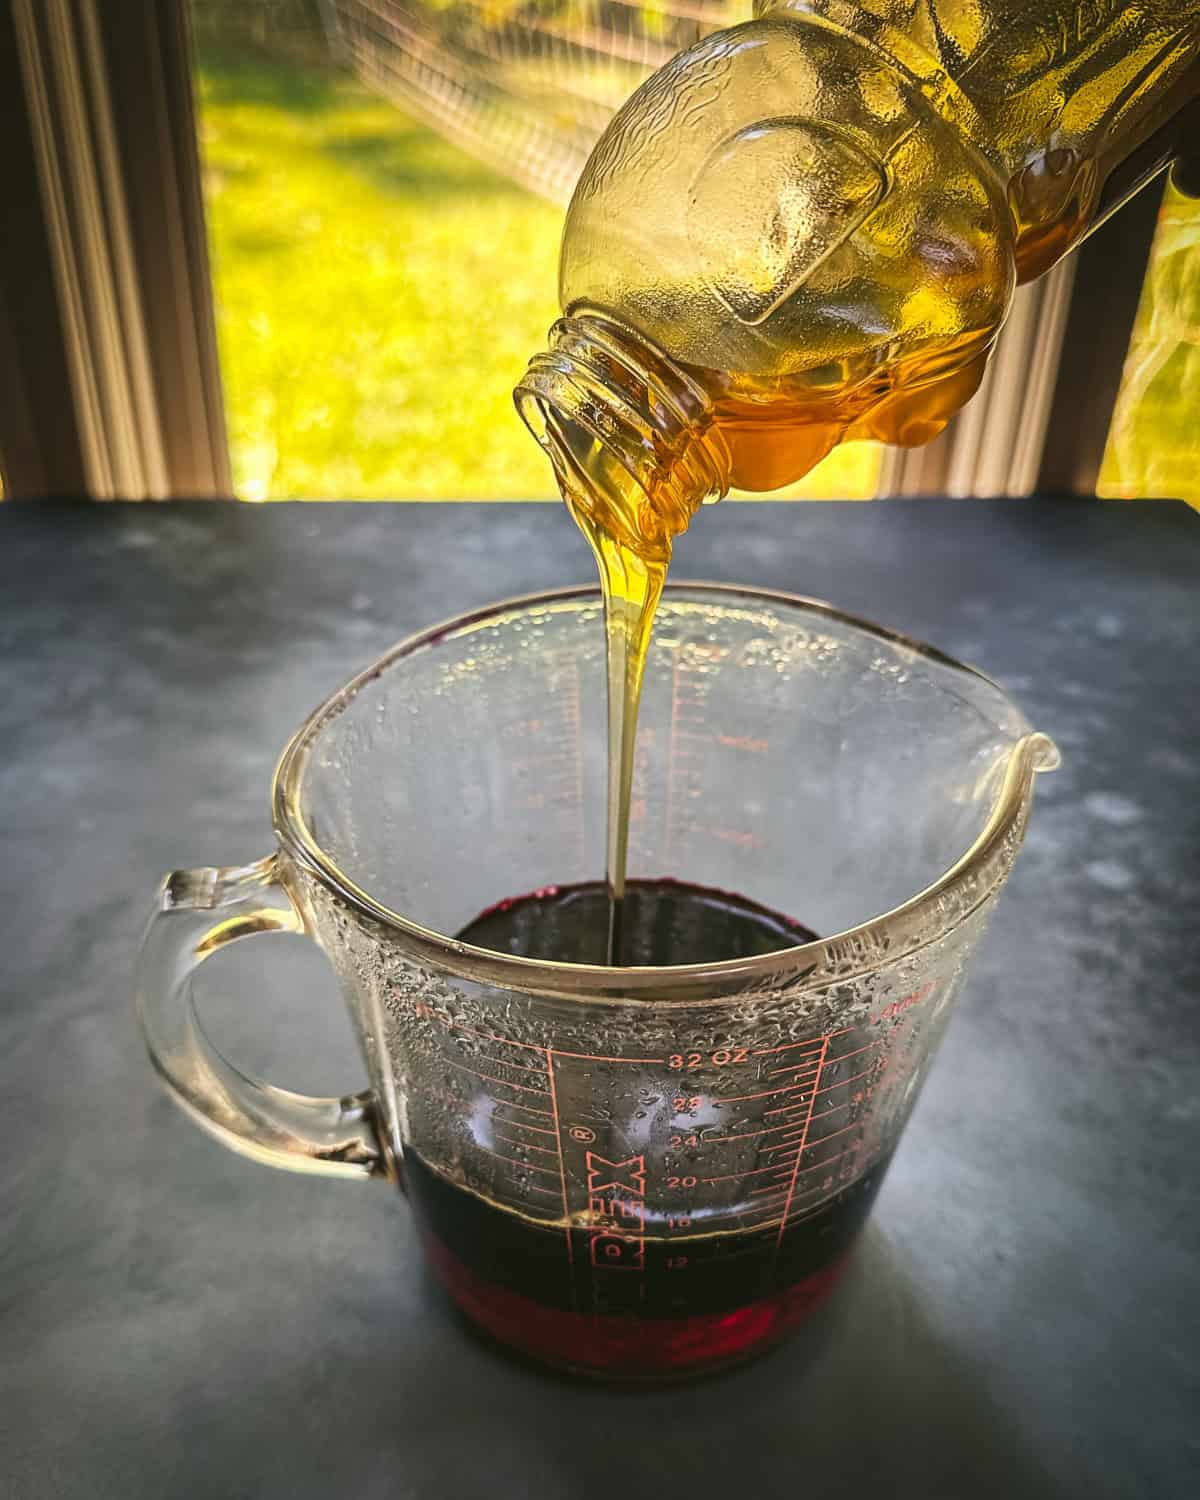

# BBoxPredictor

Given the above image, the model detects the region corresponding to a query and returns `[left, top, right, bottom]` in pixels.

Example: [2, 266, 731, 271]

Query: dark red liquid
[459, 875, 814, 967]
[403, 879, 886, 1380]
[406, 1151, 884, 1381]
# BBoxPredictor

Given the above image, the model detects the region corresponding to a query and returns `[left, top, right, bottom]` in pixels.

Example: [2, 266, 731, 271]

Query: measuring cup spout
[1027, 731, 1062, 774]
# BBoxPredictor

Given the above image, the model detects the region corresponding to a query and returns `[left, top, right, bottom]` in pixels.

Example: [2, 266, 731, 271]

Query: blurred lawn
[196, 47, 879, 501]
[198, 48, 561, 498]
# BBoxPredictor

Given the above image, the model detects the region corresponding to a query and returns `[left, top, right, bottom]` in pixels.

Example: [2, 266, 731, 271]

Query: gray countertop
[1, 497, 1197, 1499]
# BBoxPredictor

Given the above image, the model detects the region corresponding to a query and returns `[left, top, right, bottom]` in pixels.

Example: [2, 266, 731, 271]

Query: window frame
[1, 0, 229, 499]
[878, 187, 1164, 500]
[0, 2, 1181, 503]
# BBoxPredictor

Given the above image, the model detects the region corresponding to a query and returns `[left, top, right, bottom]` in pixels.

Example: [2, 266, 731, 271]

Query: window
[1, 0, 1193, 505]
[189, 0, 879, 501]
[1098, 184, 1200, 506]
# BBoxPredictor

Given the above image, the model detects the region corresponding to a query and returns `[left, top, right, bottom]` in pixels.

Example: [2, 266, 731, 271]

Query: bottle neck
[763, 0, 1200, 277]
[514, 313, 732, 561]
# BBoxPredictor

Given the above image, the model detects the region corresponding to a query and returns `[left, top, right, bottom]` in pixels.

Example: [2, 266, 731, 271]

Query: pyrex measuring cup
[137, 584, 1058, 1381]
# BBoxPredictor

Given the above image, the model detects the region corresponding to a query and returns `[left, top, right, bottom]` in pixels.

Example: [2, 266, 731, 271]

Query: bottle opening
[515, 312, 731, 561]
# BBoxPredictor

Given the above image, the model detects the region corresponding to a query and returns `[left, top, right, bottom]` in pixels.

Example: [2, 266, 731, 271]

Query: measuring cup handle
[136, 853, 389, 1182]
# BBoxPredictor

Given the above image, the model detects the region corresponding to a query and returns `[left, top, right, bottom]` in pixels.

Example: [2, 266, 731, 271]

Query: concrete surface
[0, 498, 1196, 1499]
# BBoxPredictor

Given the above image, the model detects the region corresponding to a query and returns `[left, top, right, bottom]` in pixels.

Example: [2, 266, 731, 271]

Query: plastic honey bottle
[515, 0, 1200, 558]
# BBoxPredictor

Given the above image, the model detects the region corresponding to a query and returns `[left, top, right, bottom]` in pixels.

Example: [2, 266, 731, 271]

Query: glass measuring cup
[137, 584, 1059, 1381]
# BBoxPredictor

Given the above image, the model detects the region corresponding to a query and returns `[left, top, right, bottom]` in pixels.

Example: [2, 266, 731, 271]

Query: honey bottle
[516, 0, 1200, 556]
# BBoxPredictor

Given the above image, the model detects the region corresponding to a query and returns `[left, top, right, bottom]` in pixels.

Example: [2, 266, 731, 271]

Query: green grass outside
[196, 46, 880, 501]
[1098, 186, 1200, 507]
[198, 48, 562, 498]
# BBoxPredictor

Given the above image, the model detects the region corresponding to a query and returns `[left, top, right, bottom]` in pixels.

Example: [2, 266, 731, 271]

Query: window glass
[191, 0, 880, 500]
[1098, 184, 1200, 506]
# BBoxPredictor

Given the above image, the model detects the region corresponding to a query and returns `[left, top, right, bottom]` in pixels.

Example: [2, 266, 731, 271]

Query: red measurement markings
[668, 1047, 751, 1069]
[491, 1114, 557, 1136]
[441, 1058, 551, 1096]
[703, 826, 766, 850]
[764, 1135, 806, 1153]
[717, 733, 769, 754]
[556, 1053, 668, 1065]
[492, 1099, 553, 1119]
[804, 1118, 868, 1148]
[813, 1062, 882, 1095]
[758, 1152, 869, 1228]
[463, 1053, 550, 1076]
[822, 1037, 885, 1067]
[789, 1143, 861, 1181]
[763, 1096, 813, 1117]
[752, 1027, 854, 1056]
[746, 986, 934, 1060]
[557, 651, 586, 864]
[491, 1131, 560, 1156]
[584, 1151, 647, 1282]
[666, 654, 714, 864]
[545, 1047, 574, 1276]
[406, 1010, 542, 1052]
[782, 1189, 856, 1232]
[699, 1159, 799, 1185]
[773, 1036, 830, 1249]
[722, 1080, 810, 1105]
[416, 1007, 916, 1088]
[805, 1098, 859, 1126]
[738, 1191, 794, 1224]
[764, 1059, 824, 1079]
[871, 982, 933, 1025]
[468, 1037, 666, 1067]
[476, 1143, 561, 1176]
[706, 1117, 814, 1143]
[413, 1009, 666, 1066]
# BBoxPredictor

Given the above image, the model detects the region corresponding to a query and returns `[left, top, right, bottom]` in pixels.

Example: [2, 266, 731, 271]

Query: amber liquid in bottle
[517, 1, 1200, 961]
[528, 319, 1006, 962]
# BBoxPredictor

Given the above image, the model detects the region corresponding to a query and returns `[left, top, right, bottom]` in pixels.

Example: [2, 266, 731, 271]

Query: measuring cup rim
[272, 582, 1057, 1004]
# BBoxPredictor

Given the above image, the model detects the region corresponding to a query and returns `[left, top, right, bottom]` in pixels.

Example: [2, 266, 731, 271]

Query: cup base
[423, 1232, 850, 1383]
